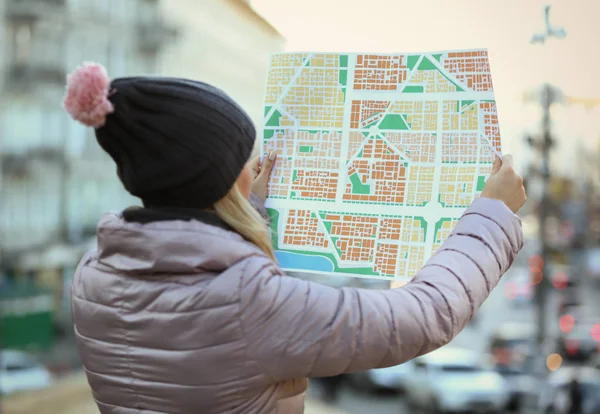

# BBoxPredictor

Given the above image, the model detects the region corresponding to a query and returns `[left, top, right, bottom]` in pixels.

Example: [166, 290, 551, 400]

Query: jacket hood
[95, 213, 266, 274]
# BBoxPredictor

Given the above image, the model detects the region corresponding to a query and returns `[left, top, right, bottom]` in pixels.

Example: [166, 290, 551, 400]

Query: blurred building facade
[0, 0, 283, 350]
[159, 0, 284, 136]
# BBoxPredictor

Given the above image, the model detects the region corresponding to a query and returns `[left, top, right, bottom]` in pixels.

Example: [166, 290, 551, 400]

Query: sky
[251, 0, 600, 176]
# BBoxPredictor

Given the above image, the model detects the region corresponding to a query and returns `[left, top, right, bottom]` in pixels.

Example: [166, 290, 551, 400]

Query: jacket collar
[122, 206, 232, 231]
[94, 212, 266, 275]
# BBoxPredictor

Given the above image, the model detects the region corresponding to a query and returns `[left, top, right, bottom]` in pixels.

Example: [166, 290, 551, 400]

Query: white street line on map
[371, 55, 424, 131]
[315, 213, 343, 263]
[351, 91, 495, 101]
[263, 54, 313, 124]
[420, 95, 446, 265]
[481, 133, 503, 160]
[347, 132, 371, 165]
[477, 102, 502, 161]
[336, 54, 357, 204]
[379, 131, 411, 162]
[265, 198, 468, 218]
[424, 52, 471, 93]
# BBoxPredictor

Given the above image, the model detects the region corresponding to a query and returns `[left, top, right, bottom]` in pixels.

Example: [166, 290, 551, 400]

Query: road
[311, 260, 586, 414]
[4, 372, 346, 414]
[308, 385, 402, 414]
[308, 315, 509, 414]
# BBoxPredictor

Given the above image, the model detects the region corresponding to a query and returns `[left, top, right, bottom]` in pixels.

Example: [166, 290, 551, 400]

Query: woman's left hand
[248, 150, 277, 201]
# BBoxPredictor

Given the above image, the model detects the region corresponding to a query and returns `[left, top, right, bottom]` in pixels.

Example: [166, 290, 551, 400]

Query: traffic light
[528, 254, 544, 285]
[559, 314, 575, 333]
[552, 271, 568, 290]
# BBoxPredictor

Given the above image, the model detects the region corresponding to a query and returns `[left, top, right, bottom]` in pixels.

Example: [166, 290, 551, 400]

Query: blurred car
[586, 247, 600, 282]
[0, 350, 52, 395]
[315, 374, 348, 404]
[349, 277, 391, 290]
[538, 366, 600, 414]
[288, 271, 352, 288]
[558, 321, 599, 363]
[488, 323, 535, 367]
[404, 347, 510, 413]
[558, 295, 581, 316]
[591, 353, 600, 370]
[348, 360, 413, 393]
[493, 363, 537, 412]
[503, 267, 534, 305]
[488, 323, 537, 411]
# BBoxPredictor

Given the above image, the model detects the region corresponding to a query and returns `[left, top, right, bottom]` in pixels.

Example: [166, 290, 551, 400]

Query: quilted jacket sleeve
[239, 198, 523, 381]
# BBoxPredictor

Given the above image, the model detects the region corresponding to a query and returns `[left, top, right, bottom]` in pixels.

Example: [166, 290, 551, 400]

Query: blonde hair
[213, 186, 276, 261]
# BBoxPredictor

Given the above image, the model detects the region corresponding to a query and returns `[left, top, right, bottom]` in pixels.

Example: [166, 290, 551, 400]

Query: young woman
[64, 62, 525, 414]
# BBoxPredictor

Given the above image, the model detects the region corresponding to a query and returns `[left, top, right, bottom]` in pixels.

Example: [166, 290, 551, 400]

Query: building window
[107, 41, 126, 76]
[13, 24, 33, 65]
[68, 0, 86, 15]
[138, 0, 159, 24]
[107, 0, 124, 22]
[32, 21, 65, 71]
[67, 30, 109, 70]
[2, 103, 44, 153]
[95, 0, 111, 17]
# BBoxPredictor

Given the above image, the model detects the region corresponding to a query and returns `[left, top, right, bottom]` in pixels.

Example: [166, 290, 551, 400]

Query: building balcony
[5, 61, 65, 90]
[5, 0, 66, 22]
[137, 19, 178, 53]
[1, 149, 66, 179]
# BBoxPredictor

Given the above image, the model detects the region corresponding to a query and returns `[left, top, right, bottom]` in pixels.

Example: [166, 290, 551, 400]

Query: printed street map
[263, 50, 501, 280]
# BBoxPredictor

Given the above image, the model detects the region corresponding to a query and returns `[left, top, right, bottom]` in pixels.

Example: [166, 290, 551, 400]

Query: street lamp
[530, 5, 567, 44]
[527, 3, 567, 378]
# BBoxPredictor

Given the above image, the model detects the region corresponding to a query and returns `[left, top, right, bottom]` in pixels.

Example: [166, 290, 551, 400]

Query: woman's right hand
[249, 151, 277, 202]
[481, 154, 526, 213]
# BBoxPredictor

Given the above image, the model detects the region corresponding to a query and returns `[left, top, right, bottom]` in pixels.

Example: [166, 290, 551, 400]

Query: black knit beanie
[63, 63, 255, 209]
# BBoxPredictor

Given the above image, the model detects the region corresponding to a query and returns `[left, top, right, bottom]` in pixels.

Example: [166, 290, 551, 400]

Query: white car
[404, 347, 510, 413]
[0, 350, 52, 395]
[586, 247, 600, 281]
[503, 267, 534, 304]
[288, 271, 352, 288]
[349, 360, 414, 393]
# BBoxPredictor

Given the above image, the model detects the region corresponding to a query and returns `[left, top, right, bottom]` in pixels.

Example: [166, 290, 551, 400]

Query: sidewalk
[305, 399, 348, 414]
[2, 372, 348, 414]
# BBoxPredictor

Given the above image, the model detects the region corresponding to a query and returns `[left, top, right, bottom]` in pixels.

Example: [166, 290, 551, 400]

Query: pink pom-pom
[63, 62, 114, 128]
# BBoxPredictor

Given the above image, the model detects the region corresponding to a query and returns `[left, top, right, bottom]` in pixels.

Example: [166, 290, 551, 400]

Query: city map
[262, 50, 501, 280]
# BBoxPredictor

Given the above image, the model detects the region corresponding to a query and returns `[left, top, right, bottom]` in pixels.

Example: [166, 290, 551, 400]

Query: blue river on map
[275, 251, 334, 272]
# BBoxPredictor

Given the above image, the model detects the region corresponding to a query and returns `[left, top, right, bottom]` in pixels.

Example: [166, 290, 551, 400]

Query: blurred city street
[2, 372, 349, 414]
[307, 257, 600, 414]
[3, 1, 600, 414]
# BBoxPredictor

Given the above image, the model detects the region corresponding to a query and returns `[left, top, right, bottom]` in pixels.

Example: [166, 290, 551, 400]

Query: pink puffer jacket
[71, 197, 523, 414]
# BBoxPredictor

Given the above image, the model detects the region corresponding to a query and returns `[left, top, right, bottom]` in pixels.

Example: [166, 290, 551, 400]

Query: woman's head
[63, 62, 255, 209]
[63, 62, 275, 259]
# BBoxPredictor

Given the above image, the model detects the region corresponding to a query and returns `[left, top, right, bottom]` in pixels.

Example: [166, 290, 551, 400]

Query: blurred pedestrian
[319, 374, 346, 404]
[63, 62, 526, 414]
[568, 377, 584, 414]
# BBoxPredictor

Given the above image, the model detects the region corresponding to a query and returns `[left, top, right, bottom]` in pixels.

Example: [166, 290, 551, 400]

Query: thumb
[258, 150, 277, 179]
[490, 155, 502, 175]
[499, 154, 514, 171]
